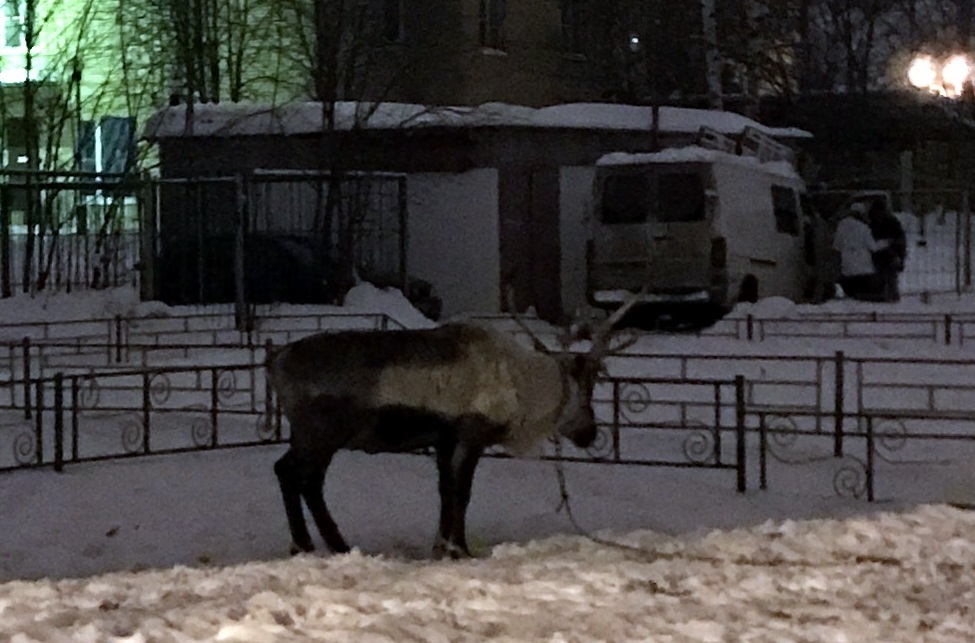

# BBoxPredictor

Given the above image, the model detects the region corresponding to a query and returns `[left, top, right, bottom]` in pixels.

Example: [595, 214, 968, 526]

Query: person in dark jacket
[868, 201, 907, 302]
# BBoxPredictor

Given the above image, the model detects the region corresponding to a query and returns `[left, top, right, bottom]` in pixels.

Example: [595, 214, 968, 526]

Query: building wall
[559, 165, 596, 316]
[407, 169, 499, 316]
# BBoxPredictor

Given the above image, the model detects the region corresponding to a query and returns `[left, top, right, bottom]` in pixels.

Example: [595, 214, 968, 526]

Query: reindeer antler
[588, 288, 647, 358]
[505, 287, 551, 353]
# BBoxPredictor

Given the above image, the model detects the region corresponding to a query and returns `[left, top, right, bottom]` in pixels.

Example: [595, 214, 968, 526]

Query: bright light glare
[908, 53, 974, 97]
[943, 54, 972, 94]
[908, 56, 937, 89]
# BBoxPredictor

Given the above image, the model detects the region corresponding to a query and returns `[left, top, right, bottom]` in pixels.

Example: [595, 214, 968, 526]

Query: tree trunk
[701, 0, 723, 110]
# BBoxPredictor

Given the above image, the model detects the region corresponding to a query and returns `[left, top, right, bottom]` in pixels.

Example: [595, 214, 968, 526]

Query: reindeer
[266, 302, 636, 559]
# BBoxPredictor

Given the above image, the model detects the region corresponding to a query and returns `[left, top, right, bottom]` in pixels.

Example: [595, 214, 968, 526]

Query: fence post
[612, 381, 621, 462]
[956, 203, 964, 295]
[71, 376, 80, 462]
[945, 314, 952, 346]
[142, 373, 151, 455]
[22, 336, 31, 419]
[0, 184, 10, 298]
[735, 375, 746, 493]
[964, 191, 972, 290]
[758, 413, 767, 491]
[233, 173, 249, 333]
[54, 372, 64, 472]
[210, 368, 219, 448]
[865, 415, 875, 502]
[264, 337, 274, 436]
[833, 350, 845, 458]
[712, 382, 722, 463]
[115, 315, 123, 363]
[33, 378, 43, 465]
[746, 314, 754, 341]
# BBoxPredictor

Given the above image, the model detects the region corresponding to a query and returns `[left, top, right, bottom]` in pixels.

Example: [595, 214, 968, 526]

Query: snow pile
[1, 505, 972, 642]
[342, 282, 438, 329]
[0, 288, 143, 326]
[726, 296, 799, 320]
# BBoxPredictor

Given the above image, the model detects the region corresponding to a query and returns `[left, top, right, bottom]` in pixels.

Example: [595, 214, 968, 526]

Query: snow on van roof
[141, 101, 812, 140]
[597, 146, 801, 180]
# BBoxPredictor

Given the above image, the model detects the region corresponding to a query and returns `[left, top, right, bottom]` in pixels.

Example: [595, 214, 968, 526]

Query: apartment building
[0, 0, 612, 176]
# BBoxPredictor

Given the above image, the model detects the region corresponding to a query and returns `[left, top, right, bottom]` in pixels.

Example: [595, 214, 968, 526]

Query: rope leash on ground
[550, 440, 905, 570]
[551, 438, 660, 561]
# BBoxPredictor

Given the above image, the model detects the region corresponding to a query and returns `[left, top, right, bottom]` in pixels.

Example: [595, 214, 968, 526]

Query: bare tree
[0, 0, 130, 296]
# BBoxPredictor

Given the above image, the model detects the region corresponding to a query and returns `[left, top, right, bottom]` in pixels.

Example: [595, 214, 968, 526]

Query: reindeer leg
[449, 441, 485, 558]
[274, 449, 315, 554]
[298, 453, 351, 554]
[433, 434, 484, 560]
[433, 434, 458, 559]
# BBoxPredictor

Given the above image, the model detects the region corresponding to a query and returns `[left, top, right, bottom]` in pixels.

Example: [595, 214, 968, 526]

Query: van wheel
[737, 275, 759, 303]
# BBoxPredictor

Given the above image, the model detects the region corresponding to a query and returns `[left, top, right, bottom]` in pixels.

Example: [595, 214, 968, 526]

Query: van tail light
[711, 237, 727, 269]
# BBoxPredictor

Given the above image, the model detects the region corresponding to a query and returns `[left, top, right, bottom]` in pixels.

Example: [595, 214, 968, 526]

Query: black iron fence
[0, 170, 145, 298]
[4, 310, 975, 503]
[0, 310, 407, 410]
[0, 365, 752, 493]
[0, 364, 279, 472]
[0, 171, 409, 312]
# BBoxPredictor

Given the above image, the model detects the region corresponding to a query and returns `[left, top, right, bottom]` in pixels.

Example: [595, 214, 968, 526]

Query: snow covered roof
[597, 146, 801, 180]
[141, 101, 812, 141]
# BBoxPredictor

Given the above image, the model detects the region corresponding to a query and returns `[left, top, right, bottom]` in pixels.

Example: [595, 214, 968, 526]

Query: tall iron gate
[148, 172, 408, 310]
[0, 171, 408, 306]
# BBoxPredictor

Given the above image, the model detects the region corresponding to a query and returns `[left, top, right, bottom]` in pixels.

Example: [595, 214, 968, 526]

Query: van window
[601, 174, 650, 224]
[656, 172, 705, 222]
[771, 185, 799, 236]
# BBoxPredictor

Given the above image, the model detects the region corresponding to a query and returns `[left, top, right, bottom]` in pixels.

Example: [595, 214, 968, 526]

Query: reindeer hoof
[290, 541, 315, 555]
[433, 540, 470, 560]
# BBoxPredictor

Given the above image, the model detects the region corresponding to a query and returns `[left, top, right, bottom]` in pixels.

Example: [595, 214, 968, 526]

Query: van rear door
[590, 163, 712, 301]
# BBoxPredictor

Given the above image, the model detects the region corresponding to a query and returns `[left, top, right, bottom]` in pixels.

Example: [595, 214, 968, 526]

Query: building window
[479, 0, 505, 50]
[1, 0, 24, 50]
[382, 0, 404, 42]
[77, 116, 136, 175]
[771, 185, 800, 236]
[561, 0, 585, 55]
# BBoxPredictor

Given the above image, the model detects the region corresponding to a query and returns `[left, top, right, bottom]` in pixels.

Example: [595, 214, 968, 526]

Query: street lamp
[908, 53, 973, 98]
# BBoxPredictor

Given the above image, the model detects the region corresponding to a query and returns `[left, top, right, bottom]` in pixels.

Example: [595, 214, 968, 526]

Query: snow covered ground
[2, 285, 975, 641]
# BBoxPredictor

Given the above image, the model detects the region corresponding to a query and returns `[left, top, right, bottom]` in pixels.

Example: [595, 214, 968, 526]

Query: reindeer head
[509, 293, 640, 450]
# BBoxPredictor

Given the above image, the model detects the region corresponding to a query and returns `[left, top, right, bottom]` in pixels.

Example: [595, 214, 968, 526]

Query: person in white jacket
[833, 202, 888, 301]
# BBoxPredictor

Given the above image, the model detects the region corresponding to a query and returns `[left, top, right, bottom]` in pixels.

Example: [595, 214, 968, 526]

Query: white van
[587, 127, 832, 319]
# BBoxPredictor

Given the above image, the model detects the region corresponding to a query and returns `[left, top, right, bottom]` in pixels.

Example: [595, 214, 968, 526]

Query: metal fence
[0, 171, 144, 297]
[0, 363, 752, 494]
[813, 187, 975, 296]
[148, 171, 408, 310]
[5, 309, 975, 503]
[0, 171, 408, 309]
[7, 343, 975, 505]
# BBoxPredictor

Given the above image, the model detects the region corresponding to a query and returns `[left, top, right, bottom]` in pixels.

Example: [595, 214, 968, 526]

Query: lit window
[479, 0, 505, 49]
[1, 0, 24, 50]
